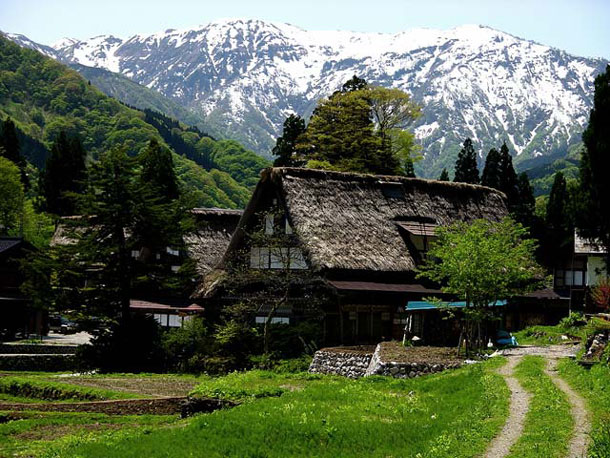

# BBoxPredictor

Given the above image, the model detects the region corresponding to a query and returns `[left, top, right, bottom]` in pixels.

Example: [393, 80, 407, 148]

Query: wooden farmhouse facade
[197, 167, 514, 345]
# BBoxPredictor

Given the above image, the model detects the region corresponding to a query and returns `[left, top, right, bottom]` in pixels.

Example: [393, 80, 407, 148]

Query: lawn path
[484, 356, 530, 458]
[544, 359, 591, 458]
[486, 344, 590, 458]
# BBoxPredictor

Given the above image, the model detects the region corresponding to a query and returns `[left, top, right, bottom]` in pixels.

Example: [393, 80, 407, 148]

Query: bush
[269, 355, 313, 374]
[265, 320, 323, 359]
[161, 317, 212, 372]
[559, 311, 586, 329]
[76, 315, 164, 373]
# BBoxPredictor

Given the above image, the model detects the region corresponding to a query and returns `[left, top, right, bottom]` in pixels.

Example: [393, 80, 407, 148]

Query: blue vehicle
[496, 330, 518, 347]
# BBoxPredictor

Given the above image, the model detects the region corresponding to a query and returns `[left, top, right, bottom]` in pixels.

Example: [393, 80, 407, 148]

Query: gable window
[395, 221, 437, 256]
[250, 246, 307, 270]
[265, 214, 274, 235]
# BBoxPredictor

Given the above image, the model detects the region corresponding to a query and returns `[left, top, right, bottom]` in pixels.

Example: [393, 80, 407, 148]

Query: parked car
[49, 315, 78, 334]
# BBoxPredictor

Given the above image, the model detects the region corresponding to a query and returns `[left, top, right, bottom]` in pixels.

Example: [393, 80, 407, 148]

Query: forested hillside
[0, 36, 268, 208]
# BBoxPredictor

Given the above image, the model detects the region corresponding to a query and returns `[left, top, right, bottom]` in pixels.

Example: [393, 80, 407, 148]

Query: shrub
[161, 317, 212, 372]
[559, 311, 586, 329]
[76, 315, 164, 373]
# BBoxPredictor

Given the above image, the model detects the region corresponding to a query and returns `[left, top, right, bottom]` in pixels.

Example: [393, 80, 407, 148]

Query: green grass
[507, 356, 572, 458]
[0, 411, 178, 457]
[0, 375, 141, 402]
[513, 318, 610, 346]
[39, 359, 509, 457]
[558, 359, 610, 457]
[189, 370, 321, 402]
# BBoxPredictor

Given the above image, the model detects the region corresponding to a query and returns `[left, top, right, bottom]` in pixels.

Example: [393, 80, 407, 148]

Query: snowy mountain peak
[7, 19, 608, 175]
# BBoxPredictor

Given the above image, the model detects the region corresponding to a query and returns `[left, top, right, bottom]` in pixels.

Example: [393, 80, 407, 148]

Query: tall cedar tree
[513, 172, 536, 227]
[454, 138, 479, 184]
[272, 114, 306, 167]
[76, 147, 139, 322]
[439, 169, 450, 181]
[404, 158, 416, 178]
[578, 65, 610, 267]
[498, 142, 519, 206]
[0, 117, 27, 186]
[42, 131, 87, 216]
[481, 148, 502, 189]
[132, 139, 189, 299]
[547, 171, 568, 233]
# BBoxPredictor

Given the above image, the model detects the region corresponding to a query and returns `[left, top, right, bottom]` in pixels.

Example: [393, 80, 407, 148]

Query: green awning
[406, 300, 507, 311]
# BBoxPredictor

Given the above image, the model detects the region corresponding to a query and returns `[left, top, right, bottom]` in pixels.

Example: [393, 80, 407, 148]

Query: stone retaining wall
[0, 354, 78, 371]
[308, 348, 373, 378]
[310, 343, 462, 379]
[0, 344, 78, 355]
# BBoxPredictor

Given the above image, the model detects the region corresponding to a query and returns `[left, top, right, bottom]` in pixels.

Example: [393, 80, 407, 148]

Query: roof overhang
[328, 280, 442, 294]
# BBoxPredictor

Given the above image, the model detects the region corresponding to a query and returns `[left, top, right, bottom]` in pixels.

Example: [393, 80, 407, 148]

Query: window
[168, 315, 182, 327]
[555, 268, 586, 287]
[131, 250, 140, 258]
[166, 247, 179, 256]
[250, 246, 307, 270]
[255, 316, 289, 324]
[289, 248, 307, 269]
[171, 265, 180, 273]
[270, 247, 289, 269]
[285, 218, 293, 235]
[265, 214, 274, 235]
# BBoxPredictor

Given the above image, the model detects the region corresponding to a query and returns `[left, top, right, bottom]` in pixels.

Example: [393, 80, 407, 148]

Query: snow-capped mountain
[9, 19, 609, 175]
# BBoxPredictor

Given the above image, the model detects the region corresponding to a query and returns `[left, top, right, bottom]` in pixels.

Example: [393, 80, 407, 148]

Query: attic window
[396, 221, 438, 256]
[380, 182, 404, 199]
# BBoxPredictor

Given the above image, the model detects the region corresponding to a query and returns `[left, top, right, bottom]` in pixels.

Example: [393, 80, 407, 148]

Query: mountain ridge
[7, 20, 608, 177]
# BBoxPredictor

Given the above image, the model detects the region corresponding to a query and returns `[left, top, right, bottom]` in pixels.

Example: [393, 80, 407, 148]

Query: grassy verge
[558, 359, 610, 457]
[0, 376, 141, 402]
[507, 356, 572, 458]
[0, 411, 178, 457]
[513, 318, 610, 346]
[40, 358, 509, 458]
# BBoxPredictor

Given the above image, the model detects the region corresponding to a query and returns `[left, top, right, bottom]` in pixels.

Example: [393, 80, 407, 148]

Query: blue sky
[1, 0, 608, 58]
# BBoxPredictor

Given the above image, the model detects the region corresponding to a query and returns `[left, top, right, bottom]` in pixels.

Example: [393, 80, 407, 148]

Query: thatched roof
[186, 208, 243, 275]
[574, 231, 606, 255]
[224, 167, 508, 273]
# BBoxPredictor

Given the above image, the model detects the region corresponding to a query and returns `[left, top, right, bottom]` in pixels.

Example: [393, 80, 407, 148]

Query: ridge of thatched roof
[222, 167, 508, 274]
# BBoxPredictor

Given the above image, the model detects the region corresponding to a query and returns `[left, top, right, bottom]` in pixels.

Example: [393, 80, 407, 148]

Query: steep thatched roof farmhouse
[199, 167, 511, 344]
[187, 208, 243, 276]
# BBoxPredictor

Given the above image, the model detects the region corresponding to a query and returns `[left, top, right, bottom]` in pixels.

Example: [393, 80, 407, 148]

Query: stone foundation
[308, 347, 373, 378]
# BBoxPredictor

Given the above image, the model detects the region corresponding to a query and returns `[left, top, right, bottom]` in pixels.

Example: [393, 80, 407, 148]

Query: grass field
[32, 359, 510, 458]
[507, 356, 572, 458]
[558, 358, 610, 457]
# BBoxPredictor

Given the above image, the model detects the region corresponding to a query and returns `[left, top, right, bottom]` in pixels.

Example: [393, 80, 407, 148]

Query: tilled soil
[0, 397, 188, 415]
[46, 376, 200, 398]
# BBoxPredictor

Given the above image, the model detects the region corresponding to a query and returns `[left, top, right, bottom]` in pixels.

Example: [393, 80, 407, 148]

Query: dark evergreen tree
[498, 142, 519, 206]
[546, 172, 568, 232]
[578, 64, 610, 267]
[454, 138, 479, 184]
[0, 118, 20, 164]
[138, 139, 179, 201]
[272, 114, 306, 167]
[341, 75, 368, 93]
[439, 168, 450, 181]
[481, 148, 502, 189]
[0, 117, 28, 186]
[513, 172, 536, 227]
[42, 131, 87, 216]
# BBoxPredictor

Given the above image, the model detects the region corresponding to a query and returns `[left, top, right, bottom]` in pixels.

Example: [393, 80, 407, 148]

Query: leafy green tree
[454, 138, 479, 184]
[272, 114, 306, 167]
[578, 64, 610, 267]
[297, 79, 421, 175]
[0, 156, 23, 234]
[418, 218, 543, 353]
[439, 168, 450, 181]
[42, 131, 87, 216]
[481, 148, 501, 189]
